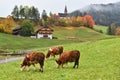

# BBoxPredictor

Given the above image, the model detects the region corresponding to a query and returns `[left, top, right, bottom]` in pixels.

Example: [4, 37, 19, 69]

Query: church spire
[64, 5, 67, 14]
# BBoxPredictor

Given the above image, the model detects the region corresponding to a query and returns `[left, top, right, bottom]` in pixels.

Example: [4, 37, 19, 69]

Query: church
[58, 5, 69, 19]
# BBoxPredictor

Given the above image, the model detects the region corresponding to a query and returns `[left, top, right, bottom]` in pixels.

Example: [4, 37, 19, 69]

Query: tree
[76, 16, 83, 26]
[0, 16, 16, 34]
[107, 23, 117, 35]
[19, 5, 25, 19]
[41, 10, 48, 26]
[24, 6, 29, 19]
[42, 10, 47, 21]
[82, 14, 94, 28]
[115, 27, 120, 35]
[20, 20, 34, 36]
[11, 5, 19, 21]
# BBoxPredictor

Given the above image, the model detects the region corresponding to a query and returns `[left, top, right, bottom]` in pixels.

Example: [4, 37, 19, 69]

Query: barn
[36, 27, 54, 39]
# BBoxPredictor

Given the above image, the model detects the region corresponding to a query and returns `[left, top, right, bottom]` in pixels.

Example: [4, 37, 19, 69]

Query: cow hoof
[39, 69, 43, 72]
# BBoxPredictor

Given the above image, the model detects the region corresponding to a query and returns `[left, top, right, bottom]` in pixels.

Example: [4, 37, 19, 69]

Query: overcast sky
[0, 0, 120, 17]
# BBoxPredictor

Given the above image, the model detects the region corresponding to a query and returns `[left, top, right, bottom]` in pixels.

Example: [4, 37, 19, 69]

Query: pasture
[94, 25, 108, 34]
[0, 38, 120, 80]
[0, 26, 112, 53]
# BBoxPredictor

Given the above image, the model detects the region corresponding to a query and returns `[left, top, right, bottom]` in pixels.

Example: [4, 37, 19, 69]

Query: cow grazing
[46, 46, 63, 59]
[20, 52, 45, 72]
[56, 50, 80, 68]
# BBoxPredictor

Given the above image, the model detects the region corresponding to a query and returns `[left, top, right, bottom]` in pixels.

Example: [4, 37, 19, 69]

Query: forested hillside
[70, 2, 120, 26]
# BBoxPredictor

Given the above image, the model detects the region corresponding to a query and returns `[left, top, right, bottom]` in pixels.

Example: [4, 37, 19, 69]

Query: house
[12, 26, 22, 35]
[36, 26, 54, 39]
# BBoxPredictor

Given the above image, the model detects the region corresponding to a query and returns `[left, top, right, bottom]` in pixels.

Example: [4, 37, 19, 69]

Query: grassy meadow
[0, 37, 120, 80]
[0, 25, 119, 80]
[0, 26, 112, 52]
[94, 25, 108, 34]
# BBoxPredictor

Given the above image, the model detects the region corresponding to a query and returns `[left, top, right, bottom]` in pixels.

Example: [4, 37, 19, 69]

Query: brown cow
[56, 50, 80, 68]
[46, 46, 63, 59]
[20, 52, 45, 72]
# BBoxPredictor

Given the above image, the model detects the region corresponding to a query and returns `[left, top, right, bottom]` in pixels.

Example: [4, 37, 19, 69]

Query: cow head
[20, 61, 26, 71]
[46, 48, 53, 58]
[20, 57, 30, 71]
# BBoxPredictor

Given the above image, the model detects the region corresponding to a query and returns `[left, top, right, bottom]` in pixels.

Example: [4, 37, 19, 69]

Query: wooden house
[12, 26, 22, 35]
[36, 27, 54, 39]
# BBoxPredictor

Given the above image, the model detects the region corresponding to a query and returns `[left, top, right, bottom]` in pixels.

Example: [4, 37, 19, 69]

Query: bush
[20, 20, 34, 36]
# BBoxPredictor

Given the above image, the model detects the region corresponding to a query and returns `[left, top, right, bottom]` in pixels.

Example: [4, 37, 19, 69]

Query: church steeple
[64, 5, 67, 14]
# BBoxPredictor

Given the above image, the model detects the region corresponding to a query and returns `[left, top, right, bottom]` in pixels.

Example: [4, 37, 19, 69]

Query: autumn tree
[82, 14, 94, 28]
[115, 27, 120, 35]
[0, 16, 16, 34]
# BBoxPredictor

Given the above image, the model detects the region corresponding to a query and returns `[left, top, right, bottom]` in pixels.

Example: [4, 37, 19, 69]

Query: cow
[20, 52, 45, 72]
[56, 50, 80, 68]
[46, 46, 63, 59]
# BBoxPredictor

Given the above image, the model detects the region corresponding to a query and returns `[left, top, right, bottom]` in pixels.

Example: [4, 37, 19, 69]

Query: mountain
[70, 2, 120, 26]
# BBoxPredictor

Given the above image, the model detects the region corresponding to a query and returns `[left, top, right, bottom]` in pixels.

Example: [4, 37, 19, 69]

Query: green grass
[0, 32, 79, 52]
[0, 38, 120, 80]
[0, 26, 112, 52]
[53, 26, 111, 41]
[94, 25, 108, 34]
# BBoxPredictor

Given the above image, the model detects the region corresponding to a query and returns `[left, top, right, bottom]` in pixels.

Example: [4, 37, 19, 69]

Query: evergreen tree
[42, 10, 47, 21]
[19, 5, 25, 19]
[11, 5, 19, 21]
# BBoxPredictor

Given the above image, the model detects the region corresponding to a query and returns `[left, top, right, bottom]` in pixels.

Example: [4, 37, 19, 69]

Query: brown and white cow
[20, 52, 45, 72]
[46, 46, 63, 59]
[56, 50, 80, 68]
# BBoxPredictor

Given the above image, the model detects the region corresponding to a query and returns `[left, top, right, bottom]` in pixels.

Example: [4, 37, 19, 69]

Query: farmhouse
[36, 26, 54, 39]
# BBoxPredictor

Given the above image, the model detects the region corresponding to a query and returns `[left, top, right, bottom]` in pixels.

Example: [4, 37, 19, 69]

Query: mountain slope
[70, 2, 120, 26]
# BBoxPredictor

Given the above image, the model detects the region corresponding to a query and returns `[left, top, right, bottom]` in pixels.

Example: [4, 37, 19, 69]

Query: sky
[0, 0, 120, 17]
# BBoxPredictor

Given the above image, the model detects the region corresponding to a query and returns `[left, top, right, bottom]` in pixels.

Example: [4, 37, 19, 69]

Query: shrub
[20, 20, 34, 36]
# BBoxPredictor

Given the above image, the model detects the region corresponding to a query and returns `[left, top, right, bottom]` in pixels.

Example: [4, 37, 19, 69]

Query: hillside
[0, 37, 119, 80]
[70, 1, 120, 26]
[0, 26, 111, 52]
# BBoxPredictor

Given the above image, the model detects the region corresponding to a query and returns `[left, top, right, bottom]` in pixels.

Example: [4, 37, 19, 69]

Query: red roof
[36, 27, 53, 34]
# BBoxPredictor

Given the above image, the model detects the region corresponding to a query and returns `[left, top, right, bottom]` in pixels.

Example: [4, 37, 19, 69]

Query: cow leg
[21, 66, 26, 71]
[61, 64, 64, 68]
[57, 65, 60, 68]
[76, 59, 79, 68]
[73, 62, 76, 68]
[53, 54, 55, 59]
[39, 62, 44, 72]
[73, 59, 79, 68]
[32, 64, 36, 70]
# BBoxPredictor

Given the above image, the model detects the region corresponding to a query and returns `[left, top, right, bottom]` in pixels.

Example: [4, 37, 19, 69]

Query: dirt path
[0, 57, 24, 64]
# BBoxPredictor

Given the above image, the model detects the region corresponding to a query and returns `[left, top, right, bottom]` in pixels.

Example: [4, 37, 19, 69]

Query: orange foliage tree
[115, 27, 120, 35]
[82, 14, 94, 28]
[0, 16, 16, 34]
